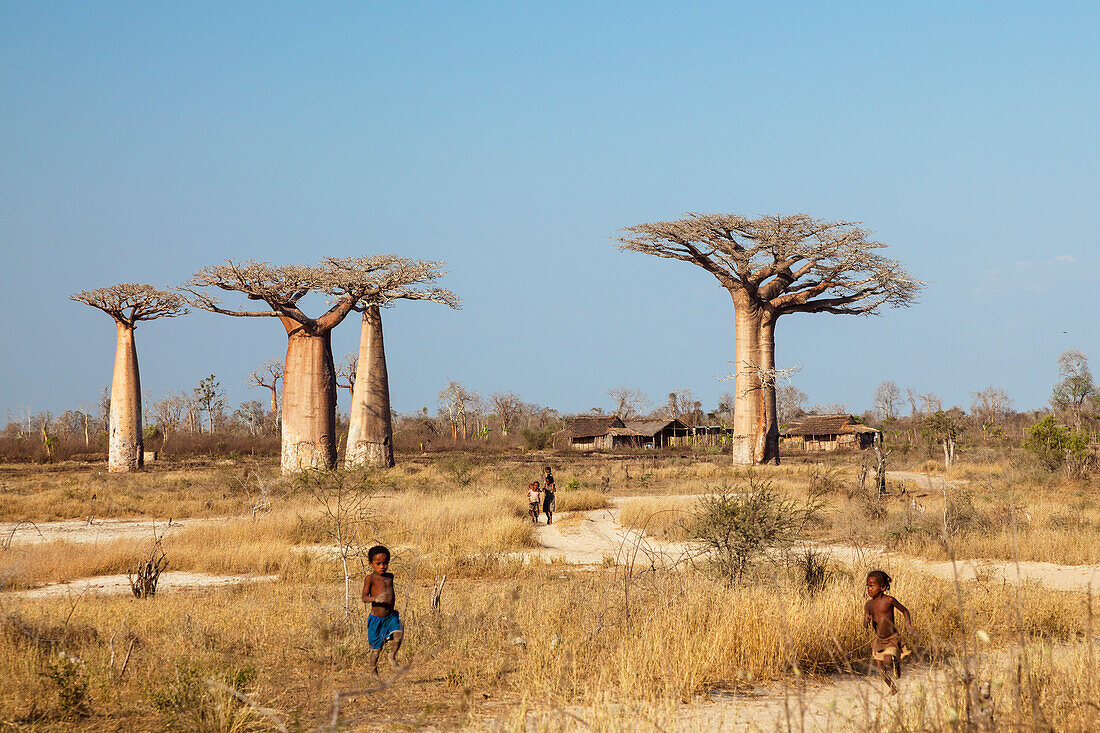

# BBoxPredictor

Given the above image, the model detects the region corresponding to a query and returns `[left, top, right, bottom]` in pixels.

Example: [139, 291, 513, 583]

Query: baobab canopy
[617, 212, 923, 465]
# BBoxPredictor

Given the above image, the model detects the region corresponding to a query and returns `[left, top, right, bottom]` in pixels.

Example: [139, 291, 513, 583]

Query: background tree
[775, 384, 807, 426]
[149, 392, 186, 449]
[607, 387, 649, 418]
[71, 284, 187, 472]
[438, 380, 472, 441]
[1051, 349, 1096, 429]
[342, 258, 459, 469]
[335, 352, 357, 399]
[193, 374, 226, 432]
[665, 389, 696, 421]
[490, 391, 523, 436]
[970, 386, 1013, 436]
[922, 409, 965, 469]
[246, 359, 284, 414]
[618, 213, 921, 465]
[872, 380, 902, 421]
[183, 258, 393, 473]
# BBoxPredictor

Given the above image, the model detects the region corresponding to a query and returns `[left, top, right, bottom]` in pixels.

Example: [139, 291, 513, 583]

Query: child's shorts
[871, 633, 910, 662]
[368, 611, 402, 650]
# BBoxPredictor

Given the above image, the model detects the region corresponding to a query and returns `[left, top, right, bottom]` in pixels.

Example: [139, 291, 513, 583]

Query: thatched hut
[780, 414, 880, 452]
[553, 415, 641, 450]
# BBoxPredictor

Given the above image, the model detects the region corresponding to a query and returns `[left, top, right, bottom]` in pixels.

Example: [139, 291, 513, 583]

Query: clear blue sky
[2, 1, 1097, 420]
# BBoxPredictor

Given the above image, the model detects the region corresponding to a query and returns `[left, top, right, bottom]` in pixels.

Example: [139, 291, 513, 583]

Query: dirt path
[525, 506, 695, 567]
[0, 515, 225, 547]
[525, 495, 1100, 595]
[6, 571, 278, 600]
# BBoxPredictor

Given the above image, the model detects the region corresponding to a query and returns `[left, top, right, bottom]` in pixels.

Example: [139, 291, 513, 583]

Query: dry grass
[552, 490, 609, 513]
[1, 453, 1098, 730]
[617, 497, 695, 541]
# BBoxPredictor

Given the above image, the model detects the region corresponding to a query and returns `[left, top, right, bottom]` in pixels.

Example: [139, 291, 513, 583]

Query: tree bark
[730, 294, 764, 465]
[758, 316, 781, 465]
[281, 328, 338, 473]
[267, 386, 278, 415]
[345, 305, 394, 468]
[108, 322, 144, 472]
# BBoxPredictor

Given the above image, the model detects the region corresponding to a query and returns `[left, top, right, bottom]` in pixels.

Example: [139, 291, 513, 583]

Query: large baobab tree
[183, 258, 401, 473]
[618, 213, 921, 465]
[70, 284, 188, 472]
[340, 258, 459, 469]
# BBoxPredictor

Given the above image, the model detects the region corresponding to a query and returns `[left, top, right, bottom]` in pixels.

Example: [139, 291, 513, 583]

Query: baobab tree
[70, 284, 188, 472]
[183, 258, 403, 473]
[618, 213, 921, 464]
[246, 359, 284, 414]
[340, 258, 459, 469]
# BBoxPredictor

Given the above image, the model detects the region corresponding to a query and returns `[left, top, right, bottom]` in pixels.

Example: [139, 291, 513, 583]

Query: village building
[780, 414, 880, 452]
[554, 416, 733, 451]
[552, 415, 641, 450]
[623, 418, 693, 448]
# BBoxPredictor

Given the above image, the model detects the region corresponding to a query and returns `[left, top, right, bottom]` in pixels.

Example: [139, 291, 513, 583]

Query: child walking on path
[864, 569, 914, 694]
[362, 544, 403, 675]
[542, 467, 556, 525]
[527, 482, 541, 523]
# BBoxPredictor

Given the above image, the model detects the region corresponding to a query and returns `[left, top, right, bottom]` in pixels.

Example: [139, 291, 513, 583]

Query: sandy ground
[0, 515, 221, 547]
[6, 571, 278, 600]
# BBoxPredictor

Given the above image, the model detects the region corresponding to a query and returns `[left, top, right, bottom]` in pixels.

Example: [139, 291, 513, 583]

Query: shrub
[520, 428, 553, 450]
[1023, 415, 1092, 471]
[689, 477, 821, 583]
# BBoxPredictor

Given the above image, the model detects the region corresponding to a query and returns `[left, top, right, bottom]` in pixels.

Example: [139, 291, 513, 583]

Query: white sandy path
[7, 571, 278, 600]
[0, 515, 226, 547]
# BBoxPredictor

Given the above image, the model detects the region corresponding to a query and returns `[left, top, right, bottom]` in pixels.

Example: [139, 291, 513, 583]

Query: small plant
[438, 454, 479, 488]
[563, 478, 580, 490]
[128, 533, 168, 598]
[43, 650, 88, 717]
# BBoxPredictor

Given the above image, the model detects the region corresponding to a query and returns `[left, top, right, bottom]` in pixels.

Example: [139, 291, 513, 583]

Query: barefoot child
[864, 569, 914, 694]
[362, 545, 403, 674]
[527, 482, 541, 523]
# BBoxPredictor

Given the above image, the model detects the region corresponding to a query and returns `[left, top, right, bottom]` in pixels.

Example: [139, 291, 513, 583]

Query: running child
[864, 569, 914, 695]
[362, 544, 403, 674]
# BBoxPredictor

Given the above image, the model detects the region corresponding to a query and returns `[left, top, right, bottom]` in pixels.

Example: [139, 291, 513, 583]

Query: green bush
[520, 428, 553, 450]
[1023, 415, 1091, 471]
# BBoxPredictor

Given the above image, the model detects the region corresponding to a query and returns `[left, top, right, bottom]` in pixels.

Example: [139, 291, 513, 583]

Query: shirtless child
[864, 569, 914, 694]
[527, 482, 541, 523]
[362, 545, 403, 674]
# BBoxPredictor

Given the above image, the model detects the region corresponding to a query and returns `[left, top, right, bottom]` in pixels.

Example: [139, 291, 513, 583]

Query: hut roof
[553, 415, 627, 438]
[624, 418, 690, 437]
[781, 414, 880, 437]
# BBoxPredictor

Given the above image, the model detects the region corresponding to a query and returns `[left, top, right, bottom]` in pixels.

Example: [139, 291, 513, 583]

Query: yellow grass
[1, 453, 1099, 730]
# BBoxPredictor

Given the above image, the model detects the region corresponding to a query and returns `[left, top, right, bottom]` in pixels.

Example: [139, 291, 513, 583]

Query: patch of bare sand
[7, 571, 278, 600]
[0, 515, 229, 547]
[520, 506, 696, 567]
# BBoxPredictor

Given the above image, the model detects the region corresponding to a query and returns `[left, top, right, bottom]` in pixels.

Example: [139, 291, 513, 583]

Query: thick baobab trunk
[758, 317, 781, 465]
[267, 387, 278, 415]
[345, 305, 394, 468]
[281, 330, 338, 473]
[108, 322, 143, 472]
[730, 295, 764, 466]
